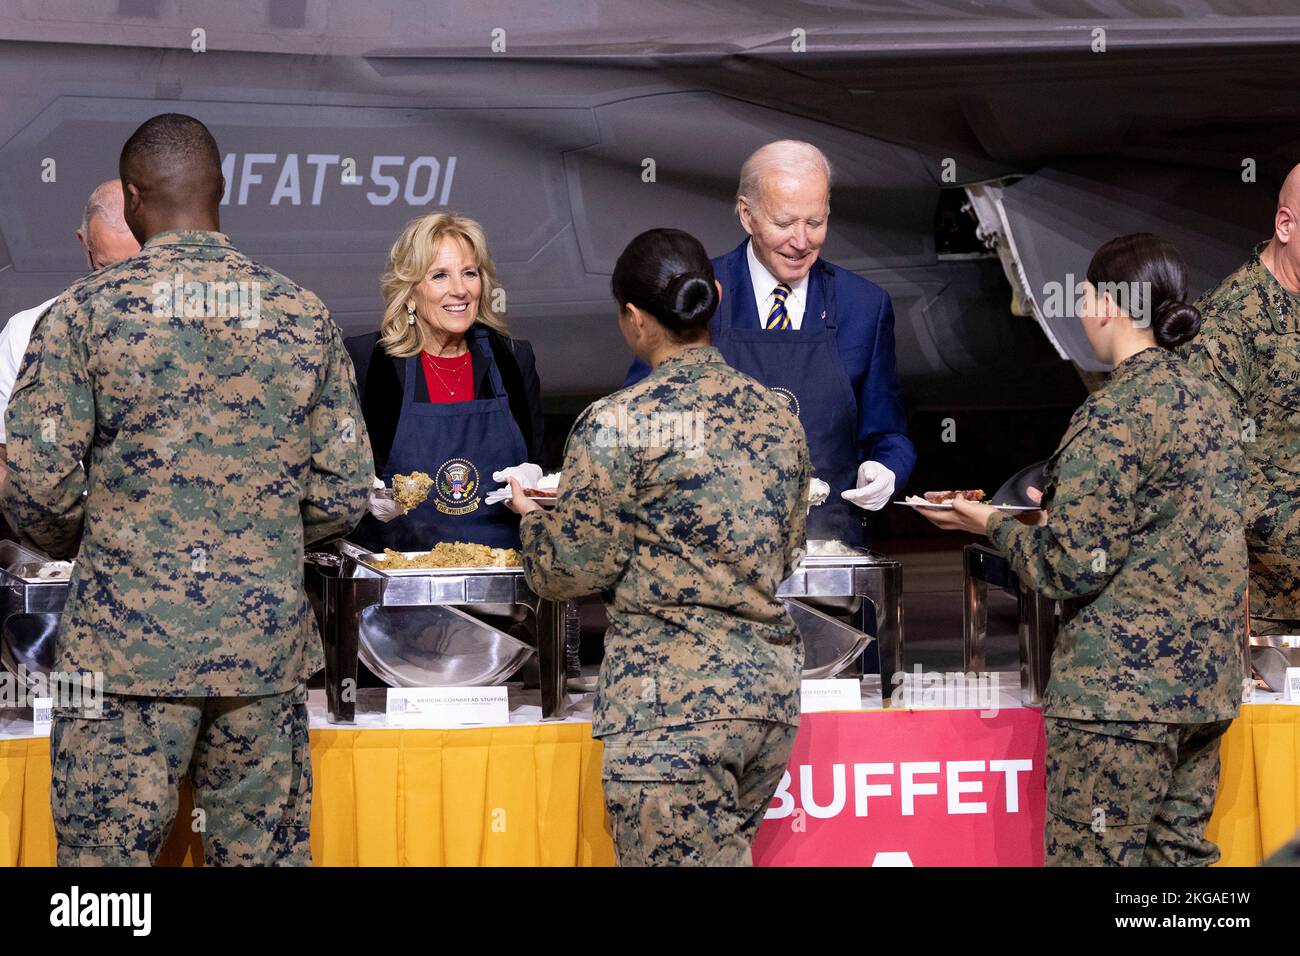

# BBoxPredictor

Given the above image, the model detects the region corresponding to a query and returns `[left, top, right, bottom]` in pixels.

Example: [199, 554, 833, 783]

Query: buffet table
[3, 684, 1298, 867]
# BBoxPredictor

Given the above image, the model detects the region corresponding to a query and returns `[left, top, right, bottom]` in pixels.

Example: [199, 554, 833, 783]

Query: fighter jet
[0, 0, 1293, 509]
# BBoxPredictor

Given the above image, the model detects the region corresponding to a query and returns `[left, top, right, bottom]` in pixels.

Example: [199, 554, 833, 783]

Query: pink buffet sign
[753, 707, 1047, 867]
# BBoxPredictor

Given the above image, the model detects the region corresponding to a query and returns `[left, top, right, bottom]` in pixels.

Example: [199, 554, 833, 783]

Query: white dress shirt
[747, 241, 808, 330]
[0, 296, 57, 442]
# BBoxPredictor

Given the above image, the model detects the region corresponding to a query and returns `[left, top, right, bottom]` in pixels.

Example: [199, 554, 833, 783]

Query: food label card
[386, 687, 510, 726]
[1286, 668, 1300, 704]
[32, 696, 52, 731]
[800, 679, 862, 713]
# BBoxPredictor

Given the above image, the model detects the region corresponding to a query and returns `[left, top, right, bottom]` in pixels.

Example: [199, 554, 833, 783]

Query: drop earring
[406, 305, 416, 326]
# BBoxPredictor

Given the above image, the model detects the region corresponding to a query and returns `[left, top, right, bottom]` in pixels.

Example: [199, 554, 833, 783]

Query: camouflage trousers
[50, 685, 312, 867]
[1044, 716, 1232, 867]
[599, 718, 798, 867]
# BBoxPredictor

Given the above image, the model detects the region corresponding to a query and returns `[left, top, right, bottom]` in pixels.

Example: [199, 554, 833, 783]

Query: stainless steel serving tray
[0, 543, 69, 612]
[10, 561, 73, 583]
[0, 540, 47, 575]
[334, 540, 535, 610]
[799, 539, 893, 567]
[0, 540, 67, 682]
[338, 540, 525, 578]
[1249, 636, 1300, 693]
[357, 557, 525, 577]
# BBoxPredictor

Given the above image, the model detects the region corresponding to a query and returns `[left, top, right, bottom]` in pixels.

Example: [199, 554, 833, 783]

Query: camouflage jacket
[1, 230, 373, 696]
[1183, 242, 1300, 622]
[988, 347, 1246, 722]
[519, 346, 811, 736]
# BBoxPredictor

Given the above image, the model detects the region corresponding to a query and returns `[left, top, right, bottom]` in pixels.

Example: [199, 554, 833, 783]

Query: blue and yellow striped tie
[765, 283, 792, 330]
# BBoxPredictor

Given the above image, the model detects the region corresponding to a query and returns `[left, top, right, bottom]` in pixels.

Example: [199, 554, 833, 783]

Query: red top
[420, 350, 474, 404]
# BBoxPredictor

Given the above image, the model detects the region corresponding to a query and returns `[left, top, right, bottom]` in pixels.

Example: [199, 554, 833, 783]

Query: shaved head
[119, 113, 223, 243]
[1279, 163, 1300, 221]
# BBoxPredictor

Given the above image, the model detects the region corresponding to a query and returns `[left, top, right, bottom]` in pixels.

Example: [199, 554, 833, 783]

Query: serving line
[0, 537, 906, 727]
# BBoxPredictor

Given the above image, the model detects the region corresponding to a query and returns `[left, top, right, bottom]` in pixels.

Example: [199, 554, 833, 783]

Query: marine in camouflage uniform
[985, 347, 1247, 866]
[519, 345, 810, 866]
[1182, 242, 1300, 634]
[3, 229, 372, 866]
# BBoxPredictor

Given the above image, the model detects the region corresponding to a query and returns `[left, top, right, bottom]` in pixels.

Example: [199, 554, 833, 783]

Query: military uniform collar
[1111, 345, 1166, 377]
[1249, 239, 1300, 334]
[143, 229, 234, 249]
[652, 345, 723, 372]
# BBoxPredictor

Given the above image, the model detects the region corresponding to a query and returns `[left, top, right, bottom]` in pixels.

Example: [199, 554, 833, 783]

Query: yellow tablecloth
[1206, 704, 1300, 865]
[1, 723, 616, 867]
[2, 704, 1296, 867]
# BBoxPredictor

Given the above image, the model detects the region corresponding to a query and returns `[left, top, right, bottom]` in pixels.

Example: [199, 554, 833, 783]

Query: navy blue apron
[362, 328, 528, 551]
[712, 265, 864, 544]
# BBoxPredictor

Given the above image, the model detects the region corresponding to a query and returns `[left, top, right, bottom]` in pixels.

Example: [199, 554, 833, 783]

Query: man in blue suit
[624, 140, 915, 544]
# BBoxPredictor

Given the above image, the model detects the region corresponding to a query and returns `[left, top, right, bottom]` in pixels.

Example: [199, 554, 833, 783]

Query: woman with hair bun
[507, 227, 811, 866]
[920, 233, 1247, 867]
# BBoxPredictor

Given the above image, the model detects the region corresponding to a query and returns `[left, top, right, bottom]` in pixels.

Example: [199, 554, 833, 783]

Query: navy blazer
[625, 239, 915, 487]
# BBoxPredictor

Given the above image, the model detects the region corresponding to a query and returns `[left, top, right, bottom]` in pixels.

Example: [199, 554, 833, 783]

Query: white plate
[894, 499, 1040, 512]
[485, 488, 557, 507]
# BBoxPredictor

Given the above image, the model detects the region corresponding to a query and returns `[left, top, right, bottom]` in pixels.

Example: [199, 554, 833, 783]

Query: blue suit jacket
[624, 239, 915, 488]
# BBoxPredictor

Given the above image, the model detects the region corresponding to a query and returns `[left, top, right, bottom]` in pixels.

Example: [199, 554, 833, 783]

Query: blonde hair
[379, 212, 508, 356]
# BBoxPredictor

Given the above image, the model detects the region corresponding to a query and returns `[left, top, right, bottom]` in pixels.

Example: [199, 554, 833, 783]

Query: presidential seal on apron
[435, 457, 481, 515]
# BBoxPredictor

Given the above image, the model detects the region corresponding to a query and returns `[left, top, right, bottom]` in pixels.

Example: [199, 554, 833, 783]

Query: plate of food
[895, 490, 1040, 512]
[485, 471, 560, 507]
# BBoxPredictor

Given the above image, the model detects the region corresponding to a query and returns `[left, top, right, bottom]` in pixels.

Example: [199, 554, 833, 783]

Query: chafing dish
[778, 539, 904, 699]
[962, 542, 1058, 705]
[306, 541, 572, 723]
[0, 540, 70, 684]
[1249, 635, 1300, 693]
[358, 604, 534, 688]
[784, 598, 874, 679]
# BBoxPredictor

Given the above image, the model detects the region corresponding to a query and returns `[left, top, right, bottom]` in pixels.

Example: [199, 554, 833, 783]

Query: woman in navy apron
[346, 212, 545, 553]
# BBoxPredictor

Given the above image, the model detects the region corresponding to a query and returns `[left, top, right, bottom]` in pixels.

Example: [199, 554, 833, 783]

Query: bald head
[1278, 164, 1300, 223]
[81, 180, 127, 235]
[736, 140, 833, 211]
[119, 113, 223, 244]
[75, 179, 139, 270]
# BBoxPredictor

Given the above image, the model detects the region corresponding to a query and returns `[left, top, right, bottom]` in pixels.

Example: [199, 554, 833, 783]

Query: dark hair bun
[661, 272, 718, 332]
[1088, 234, 1202, 353]
[1153, 300, 1201, 349]
[610, 228, 718, 342]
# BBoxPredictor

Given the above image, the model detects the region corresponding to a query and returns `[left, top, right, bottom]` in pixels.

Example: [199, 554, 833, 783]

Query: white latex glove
[840, 461, 895, 512]
[492, 463, 544, 488]
[368, 476, 405, 523]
